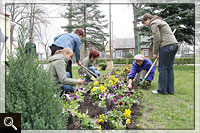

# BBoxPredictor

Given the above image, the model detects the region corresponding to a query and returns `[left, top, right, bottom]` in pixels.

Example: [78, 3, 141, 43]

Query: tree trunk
[83, 4, 87, 57]
[133, 5, 139, 55]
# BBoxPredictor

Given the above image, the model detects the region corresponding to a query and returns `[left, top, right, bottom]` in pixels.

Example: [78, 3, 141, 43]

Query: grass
[72, 65, 195, 130]
[136, 65, 194, 129]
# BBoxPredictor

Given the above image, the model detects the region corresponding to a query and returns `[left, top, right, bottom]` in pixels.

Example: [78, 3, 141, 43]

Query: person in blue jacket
[128, 54, 155, 89]
[50, 29, 84, 78]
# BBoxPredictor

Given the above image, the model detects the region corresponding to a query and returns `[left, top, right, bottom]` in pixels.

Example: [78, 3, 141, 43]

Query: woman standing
[142, 13, 178, 95]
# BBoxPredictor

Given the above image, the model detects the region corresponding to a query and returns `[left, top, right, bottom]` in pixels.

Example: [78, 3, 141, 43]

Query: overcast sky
[44, 3, 134, 42]
[35, 3, 134, 53]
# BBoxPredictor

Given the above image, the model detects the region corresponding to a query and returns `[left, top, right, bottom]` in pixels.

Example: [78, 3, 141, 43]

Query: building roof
[113, 38, 135, 49]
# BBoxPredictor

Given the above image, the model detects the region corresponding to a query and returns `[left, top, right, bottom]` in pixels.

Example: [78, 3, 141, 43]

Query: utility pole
[109, 0, 112, 61]
[107, 0, 113, 70]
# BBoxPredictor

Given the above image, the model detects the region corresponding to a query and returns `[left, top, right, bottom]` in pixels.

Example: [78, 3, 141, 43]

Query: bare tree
[6, 2, 49, 58]
[24, 3, 49, 41]
[131, 3, 143, 55]
[6, 1, 28, 51]
[37, 27, 50, 59]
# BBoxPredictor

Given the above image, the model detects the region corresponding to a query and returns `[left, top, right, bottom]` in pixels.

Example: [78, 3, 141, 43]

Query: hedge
[95, 57, 194, 65]
[40, 57, 195, 66]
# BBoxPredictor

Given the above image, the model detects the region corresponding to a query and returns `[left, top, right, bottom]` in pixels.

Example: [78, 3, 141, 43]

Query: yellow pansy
[98, 119, 104, 123]
[94, 81, 99, 86]
[99, 125, 102, 130]
[126, 119, 131, 125]
[114, 78, 118, 83]
[123, 109, 132, 118]
[99, 114, 105, 119]
[91, 87, 97, 92]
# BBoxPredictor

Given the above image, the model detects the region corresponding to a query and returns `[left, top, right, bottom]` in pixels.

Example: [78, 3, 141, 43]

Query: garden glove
[90, 76, 96, 81]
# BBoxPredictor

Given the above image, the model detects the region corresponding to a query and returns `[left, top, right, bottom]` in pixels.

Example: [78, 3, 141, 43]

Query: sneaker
[152, 90, 158, 94]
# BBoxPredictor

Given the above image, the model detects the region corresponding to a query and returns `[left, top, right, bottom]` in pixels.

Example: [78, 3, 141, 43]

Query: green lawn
[72, 65, 195, 129]
[136, 65, 195, 129]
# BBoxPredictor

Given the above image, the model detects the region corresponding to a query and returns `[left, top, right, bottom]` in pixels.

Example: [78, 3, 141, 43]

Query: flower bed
[61, 65, 143, 130]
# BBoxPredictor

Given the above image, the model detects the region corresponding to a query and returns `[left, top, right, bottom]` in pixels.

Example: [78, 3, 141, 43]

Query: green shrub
[127, 53, 133, 58]
[96, 58, 108, 64]
[6, 25, 66, 129]
[174, 57, 194, 65]
[99, 62, 107, 70]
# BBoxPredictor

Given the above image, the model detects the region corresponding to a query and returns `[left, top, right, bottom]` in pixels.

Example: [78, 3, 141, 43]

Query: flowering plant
[90, 82, 108, 104]
[97, 110, 126, 129]
[62, 92, 82, 117]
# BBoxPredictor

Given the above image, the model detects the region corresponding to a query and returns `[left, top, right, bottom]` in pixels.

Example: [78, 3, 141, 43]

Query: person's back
[25, 37, 37, 57]
[54, 33, 80, 50]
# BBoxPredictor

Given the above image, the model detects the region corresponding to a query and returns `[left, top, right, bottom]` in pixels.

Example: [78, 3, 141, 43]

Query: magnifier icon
[4, 117, 18, 130]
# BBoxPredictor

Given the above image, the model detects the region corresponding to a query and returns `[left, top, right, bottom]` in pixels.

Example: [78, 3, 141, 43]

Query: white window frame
[143, 49, 149, 56]
[116, 50, 122, 58]
[129, 49, 134, 56]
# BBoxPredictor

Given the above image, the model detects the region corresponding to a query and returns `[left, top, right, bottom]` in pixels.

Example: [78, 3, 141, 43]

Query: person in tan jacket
[47, 48, 84, 93]
[142, 13, 178, 95]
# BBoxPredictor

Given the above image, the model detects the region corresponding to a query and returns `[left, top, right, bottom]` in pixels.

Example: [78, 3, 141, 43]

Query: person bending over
[128, 54, 155, 89]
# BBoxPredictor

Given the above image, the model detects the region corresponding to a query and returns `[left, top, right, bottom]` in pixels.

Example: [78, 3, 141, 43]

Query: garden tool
[138, 28, 176, 86]
[138, 58, 158, 86]
[80, 64, 99, 79]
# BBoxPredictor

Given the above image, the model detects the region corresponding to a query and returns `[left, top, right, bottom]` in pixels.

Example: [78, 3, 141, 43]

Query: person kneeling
[128, 54, 155, 89]
[78, 49, 100, 85]
[47, 48, 84, 94]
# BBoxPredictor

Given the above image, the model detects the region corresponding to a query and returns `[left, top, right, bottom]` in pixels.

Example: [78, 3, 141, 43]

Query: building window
[143, 49, 149, 56]
[116, 50, 122, 58]
[129, 49, 134, 56]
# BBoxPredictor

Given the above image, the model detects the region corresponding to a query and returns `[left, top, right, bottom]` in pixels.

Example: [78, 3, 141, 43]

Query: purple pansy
[99, 93, 105, 100]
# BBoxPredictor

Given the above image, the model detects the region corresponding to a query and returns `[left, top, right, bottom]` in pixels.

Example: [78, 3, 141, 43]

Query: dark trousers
[50, 44, 73, 78]
[158, 43, 178, 94]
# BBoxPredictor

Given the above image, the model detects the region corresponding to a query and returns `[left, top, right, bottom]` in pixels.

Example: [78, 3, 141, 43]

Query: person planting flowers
[128, 54, 155, 89]
[46, 48, 84, 93]
[78, 49, 101, 85]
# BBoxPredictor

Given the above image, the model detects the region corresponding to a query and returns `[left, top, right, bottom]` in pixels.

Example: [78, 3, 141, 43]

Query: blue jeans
[85, 66, 101, 83]
[157, 43, 178, 94]
[61, 72, 75, 92]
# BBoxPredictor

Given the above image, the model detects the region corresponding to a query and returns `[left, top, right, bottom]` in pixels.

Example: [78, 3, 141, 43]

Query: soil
[67, 91, 142, 130]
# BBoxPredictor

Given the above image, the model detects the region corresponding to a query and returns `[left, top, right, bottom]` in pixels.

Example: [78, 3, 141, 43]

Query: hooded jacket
[46, 54, 77, 88]
[149, 18, 178, 55]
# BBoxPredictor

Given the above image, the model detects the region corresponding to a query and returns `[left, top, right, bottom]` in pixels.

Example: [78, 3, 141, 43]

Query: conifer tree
[6, 25, 66, 129]
[136, 3, 195, 46]
[61, 3, 109, 56]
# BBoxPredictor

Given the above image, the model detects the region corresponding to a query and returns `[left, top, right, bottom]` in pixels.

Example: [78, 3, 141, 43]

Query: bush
[96, 58, 108, 64]
[99, 62, 107, 70]
[6, 25, 66, 129]
[174, 57, 194, 65]
[127, 53, 133, 58]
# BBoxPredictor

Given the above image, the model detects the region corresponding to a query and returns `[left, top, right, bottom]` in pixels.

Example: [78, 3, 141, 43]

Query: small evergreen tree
[6, 25, 66, 129]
